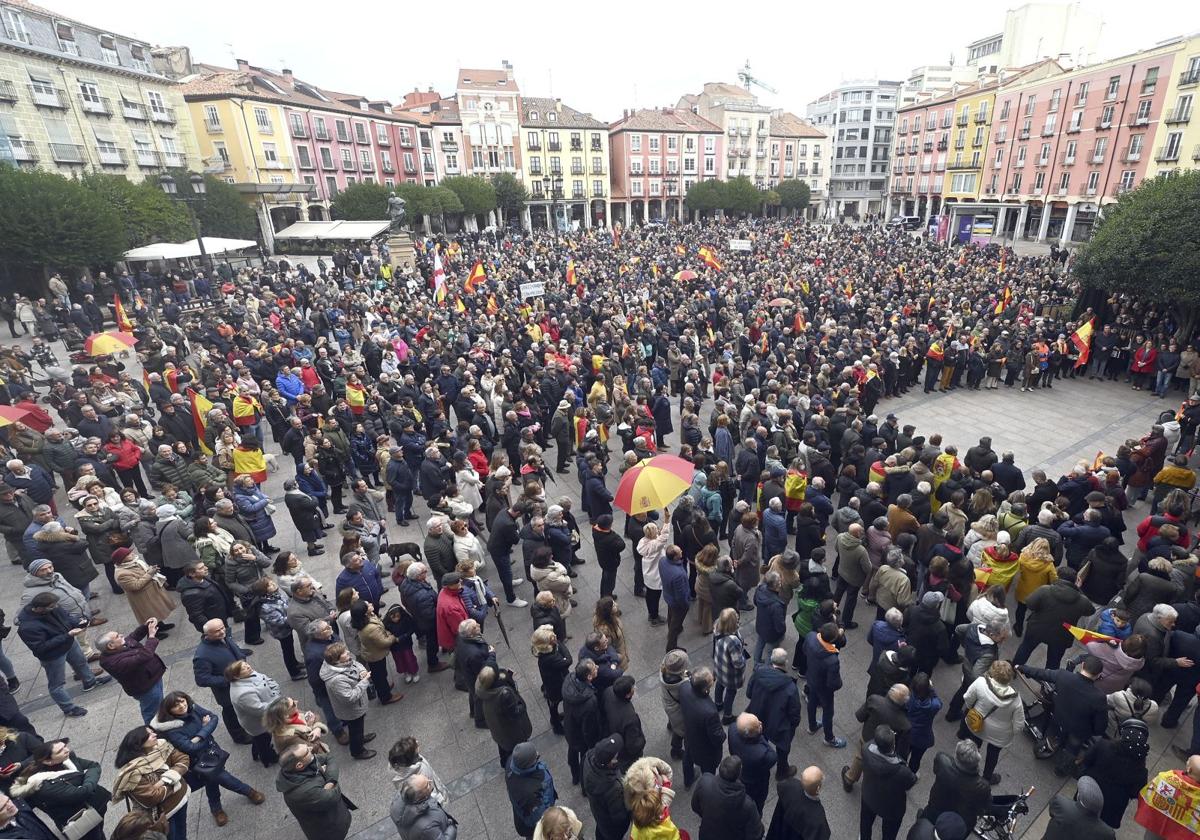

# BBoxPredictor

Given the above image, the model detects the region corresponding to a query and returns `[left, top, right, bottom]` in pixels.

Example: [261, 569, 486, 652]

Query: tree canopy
[1074, 171, 1200, 322]
[492, 173, 528, 221]
[80, 173, 193, 249]
[721, 177, 762, 214]
[441, 176, 496, 215]
[330, 181, 392, 221]
[685, 180, 725, 214]
[776, 179, 812, 211]
[164, 170, 257, 240]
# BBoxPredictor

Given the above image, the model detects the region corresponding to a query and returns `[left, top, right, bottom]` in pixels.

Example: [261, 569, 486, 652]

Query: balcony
[942, 117, 952, 129]
[133, 149, 161, 168]
[1127, 112, 1150, 127]
[1061, 153, 1076, 165]
[897, 125, 908, 136]
[319, 156, 336, 171]
[756, 150, 766, 158]
[590, 143, 603, 152]
[569, 142, 582, 152]
[255, 153, 290, 170]
[628, 168, 644, 177]
[1041, 126, 1055, 137]
[149, 107, 176, 125]
[8, 139, 36, 162]
[592, 186, 605, 197]
[341, 158, 357, 171]
[740, 127, 750, 136]
[1194, 144, 1200, 161]
[591, 165, 604, 175]
[1112, 182, 1135, 196]
[1181, 70, 1200, 87]
[1155, 145, 1180, 162]
[49, 143, 85, 164]
[376, 133, 390, 147]
[529, 166, 543, 176]
[994, 134, 1007, 144]
[548, 142, 561, 151]
[727, 126, 737, 136]
[402, 163, 416, 174]
[1065, 122, 1082, 134]
[1035, 156, 1050, 168]
[314, 127, 330, 141]
[360, 159, 375, 173]
[528, 143, 541, 152]
[28, 85, 65, 108]
[957, 115, 969, 127]
[1085, 185, 1098, 196]
[923, 141, 933, 152]
[1055, 185, 1069, 196]
[572, 189, 585, 199]
[1017, 129, 1030, 140]
[905, 162, 916, 173]
[336, 133, 351, 144]
[119, 101, 147, 122]
[290, 123, 308, 139]
[398, 133, 413, 148]
[1094, 118, 1112, 131]
[1122, 150, 1141, 163]
[381, 162, 395, 173]
[947, 159, 976, 170]
[954, 141, 965, 150]
[440, 141, 458, 151]
[96, 147, 126, 166]
[570, 165, 583, 175]
[1165, 106, 1193, 125]
[0, 80, 16, 102]
[354, 132, 369, 146]
[79, 95, 111, 116]
[920, 162, 932, 172]
[933, 161, 945, 172]
[297, 155, 316, 170]
[892, 183, 911, 194]
[162, 151, 184, 167]
[974, 112, 987, 124]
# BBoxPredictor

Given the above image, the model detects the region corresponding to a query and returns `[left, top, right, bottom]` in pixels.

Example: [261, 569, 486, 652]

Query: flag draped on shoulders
[232, 393, 261, 427]
[232, 445, 267, 484]
[994, 285, 1012, 315]
[566, 259, 577, 286]
[345, 381, 366, 414]
[187, 389, 214, 455]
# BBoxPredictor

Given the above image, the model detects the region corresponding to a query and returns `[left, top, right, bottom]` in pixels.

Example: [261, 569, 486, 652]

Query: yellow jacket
[1015, 551, 1058, 603]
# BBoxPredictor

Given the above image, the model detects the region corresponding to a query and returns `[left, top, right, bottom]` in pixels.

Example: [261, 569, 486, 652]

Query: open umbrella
[0, 406, 31, 428]
[673, 269, 697, 282]
[84, 330, 138, 356]
[614, 454, 696, 515]
[768, 297, 792, 307]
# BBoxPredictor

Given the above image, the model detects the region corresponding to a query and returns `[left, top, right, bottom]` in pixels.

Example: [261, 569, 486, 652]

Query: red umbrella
[674, 270, 698, 282]
[0, 405, 31, 427]
[768, 297, 792, 307]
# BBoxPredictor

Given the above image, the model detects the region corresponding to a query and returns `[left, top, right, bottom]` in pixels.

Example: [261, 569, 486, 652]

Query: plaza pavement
[0, 329, 1187, 840]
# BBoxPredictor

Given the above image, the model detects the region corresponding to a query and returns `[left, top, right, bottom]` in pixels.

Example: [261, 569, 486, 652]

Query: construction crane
[737, 61, 777, 95]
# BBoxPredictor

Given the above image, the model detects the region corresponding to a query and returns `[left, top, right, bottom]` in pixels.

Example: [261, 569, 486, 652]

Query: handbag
[192, 743, 230, 780]
[964, 701, 995, 735]
[62, 805, 104, 840]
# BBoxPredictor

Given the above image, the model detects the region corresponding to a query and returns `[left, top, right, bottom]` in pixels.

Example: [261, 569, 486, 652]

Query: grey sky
[50, 0, 1186, 121]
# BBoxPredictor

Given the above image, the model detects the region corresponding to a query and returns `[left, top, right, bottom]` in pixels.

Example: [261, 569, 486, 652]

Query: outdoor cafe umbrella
[84, 330, 138, 356]
[614, 454, 696, 515]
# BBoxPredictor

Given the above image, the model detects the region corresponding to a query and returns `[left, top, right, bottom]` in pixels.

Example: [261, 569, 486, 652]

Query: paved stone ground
[0, 328, 1189, 840]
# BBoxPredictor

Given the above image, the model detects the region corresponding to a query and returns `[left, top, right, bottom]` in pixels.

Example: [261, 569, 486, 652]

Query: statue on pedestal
[387, 192, 407, 230]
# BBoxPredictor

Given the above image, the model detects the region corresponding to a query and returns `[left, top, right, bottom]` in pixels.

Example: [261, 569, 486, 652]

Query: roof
[456, 68, 518, 91]
[2, 0, 148, 44]
[769, 111, 826, 139]
[179, 62, 420, 125]
[610, 108, 723, 133]
[895, 59, 1065, 113]
[275, 220, 391, 241]
[520, 97, 606, 129]
[701, 82, 756, 100]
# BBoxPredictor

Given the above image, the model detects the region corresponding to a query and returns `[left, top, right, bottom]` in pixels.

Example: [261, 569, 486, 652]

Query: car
[888, 215, 923, 231]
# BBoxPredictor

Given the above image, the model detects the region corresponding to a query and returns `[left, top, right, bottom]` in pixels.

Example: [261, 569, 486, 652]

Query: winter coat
[400, 578, 437, 627]
[660, 555, 691, 610]
[455, 635, 495, 694]
[602, 687, 646, 764]
[98, 625, 166, 697]
[860, 741, 916, 822]
[1084, 639, 1145, 694]
[764, 778, 831, 840]
[745, 664, 802, 744]
[762, 508, 787, 560]
[753, 584, 786, 644]
[109, 740, 190, 821]
[712, 632, 748, 688]
[1122, 570, 1184, 620]
[229, 670, 280, 736]
[535, 643, 571, 705]
[731, 524, 762, 592]
[9, 752, 110, 830]
[835, 531, 871, 588]
[803, 632, 842, 696]
[285, 490, 323, 543]
[561, 675, 602, 750]
[435, 589, 469, 650]
[476, 672, 533, 752]
[708, 570, 742, 617]
[581, 744, 631, 840]
[1019, 665, 1108, 740]
[505, 755, 557, 838]
[155, 517, 199, 571]
[320, 660, 370, 721]
[678, 680, 725, 768]
[868, 564, 913, 612]
[275, 753, 354, 840]
[961, 675, 1026, 748]
[1023, 579, 1095, 647]
[906, 691, 943, 750]
[33, 529, 96, 591]
[530, 562, 574, 616]
[691, 773, 763, 840]
[177, 576, 232, 631]
[76, 507, 127, 567]
[286, 591, 336, 644]
[660, 670, 687, 739]
[391, 794, 459, 840]
[1082, 737, 1149, 829]
[1080, 545, 1130, 605]
[150, 702, 223, 776]
[232, 485, 276, 541]
[16, 603, 80, 661]
[923, 751, 991, 828]
[423, 532, 456, 584]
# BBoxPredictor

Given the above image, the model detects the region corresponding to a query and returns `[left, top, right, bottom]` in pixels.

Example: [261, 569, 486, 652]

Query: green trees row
[684, 177, 811, 216]
[331, 173, 530, 227]
[0, 165, 256, 292]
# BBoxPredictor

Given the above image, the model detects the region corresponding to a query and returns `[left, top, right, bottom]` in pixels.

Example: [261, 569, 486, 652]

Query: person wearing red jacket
[97, 619, 168, 724]
[435, 573, 469, 652]
[102, 431, 147, 496]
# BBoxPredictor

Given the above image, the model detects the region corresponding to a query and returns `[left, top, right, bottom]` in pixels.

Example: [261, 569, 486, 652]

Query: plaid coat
[712, 631, 748, 689]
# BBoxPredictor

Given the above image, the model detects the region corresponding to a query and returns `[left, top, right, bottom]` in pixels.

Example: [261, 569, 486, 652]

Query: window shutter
[99, 35, 115, 49]
[130, 44, 145, 60]
[92, 124, 117, 143]
[42, 117, 74, 145]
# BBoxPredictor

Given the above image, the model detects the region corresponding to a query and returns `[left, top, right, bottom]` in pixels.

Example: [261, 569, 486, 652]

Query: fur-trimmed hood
[9, 761, 79, 797]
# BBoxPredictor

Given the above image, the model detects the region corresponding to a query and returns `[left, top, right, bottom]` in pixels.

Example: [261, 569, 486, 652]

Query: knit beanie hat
[922, 591, 945, 608]
[933, 813, 968, 840]
[1075, 776, 1104, 815]
[511, 742, 539, 770]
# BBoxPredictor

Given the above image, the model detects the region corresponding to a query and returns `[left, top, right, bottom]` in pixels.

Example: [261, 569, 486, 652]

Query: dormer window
[548, 112, 556, 122]
[529, 111, 538, 121]
[56, 23, 78, 56]
[99, 35, 120, 66]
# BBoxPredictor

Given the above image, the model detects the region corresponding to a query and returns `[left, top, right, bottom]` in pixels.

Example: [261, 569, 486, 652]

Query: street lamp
[159, 172, 210, 268]
[541, 174, 563, 238]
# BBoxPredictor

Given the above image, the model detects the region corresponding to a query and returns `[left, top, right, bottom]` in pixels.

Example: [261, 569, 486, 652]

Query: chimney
[235, 58, 249, 71]
[281, 68, 293, 86]
[502, 60, 514, 82]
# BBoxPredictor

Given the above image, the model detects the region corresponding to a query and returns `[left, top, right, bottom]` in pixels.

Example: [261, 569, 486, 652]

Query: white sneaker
[508, 598, 529, 608]
[410, 674, 420, 683]
[510, 578, 525, 586]
[403, 674, 413, 684]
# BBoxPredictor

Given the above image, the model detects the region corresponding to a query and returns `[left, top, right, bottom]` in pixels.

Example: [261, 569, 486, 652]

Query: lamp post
[541, 174, 563, 239]
[159, 172, 210, 268]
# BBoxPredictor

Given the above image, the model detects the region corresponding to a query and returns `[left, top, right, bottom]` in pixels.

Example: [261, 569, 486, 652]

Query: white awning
[122, 237, 256, 261]
[274, 220, 391, 241]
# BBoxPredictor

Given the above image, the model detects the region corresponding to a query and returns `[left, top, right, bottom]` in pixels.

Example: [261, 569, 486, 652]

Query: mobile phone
[1, 763, 18, 773]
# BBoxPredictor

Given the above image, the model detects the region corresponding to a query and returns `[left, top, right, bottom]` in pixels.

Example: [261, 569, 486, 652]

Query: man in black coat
[859, 725, 916, 840]
[920, 739, 992, 830]
[191, 618, 252, 743]
[284, 479, 326, 557]
[487, 502, 526, 607]
[454, 619, 496, 726]
[842, 684, 912, 790]
[600, 675, 645, 769]
[561, 660, 601, 785]
[766, 766, 831, 840]
[1012, 566, 1094, 670]
[177, 562, 233, 632]
[591, 514, 625, 599]
[745, 649, 802, 780]
[679, 666, 726, 788]
[580, 735, 631, 840]
[691, 755, 763, 840]
[727, 713, 777, 814]
[1018, 656, 1108, 776]
[903, 812, 968, 840]
[991, 452, 1026, 496]
[1041, 775, 1115, 840]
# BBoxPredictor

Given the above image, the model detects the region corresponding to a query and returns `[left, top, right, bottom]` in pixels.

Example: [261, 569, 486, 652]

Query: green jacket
[275, 754, 354, 840]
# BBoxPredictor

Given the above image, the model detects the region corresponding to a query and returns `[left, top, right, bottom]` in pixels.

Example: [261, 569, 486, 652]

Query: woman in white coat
[637, 515, 672, 626]
[961, 659, 1025, 786]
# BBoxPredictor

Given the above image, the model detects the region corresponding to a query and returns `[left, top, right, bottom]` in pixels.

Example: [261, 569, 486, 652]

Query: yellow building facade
[1148, 33, 1200, 176]
[942, 87, 996, 204]
[520, 97, 611, 229]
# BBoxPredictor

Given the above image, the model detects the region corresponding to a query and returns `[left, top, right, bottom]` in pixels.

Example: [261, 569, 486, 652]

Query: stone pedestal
[387, 230, 416, 272]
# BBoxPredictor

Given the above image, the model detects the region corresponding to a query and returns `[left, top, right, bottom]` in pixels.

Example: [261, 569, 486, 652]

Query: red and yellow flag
[799, 278, 811, 295]
[187, 388, 214, 455]
[232, 393, 261, 427]
[698, 246, 722, 271]
[783, 231, 793, 248]
[454, 297, 466, 314]
[345, 381, 366, 415]
[232, 445, 267, 484]
[844, 280, 854, 297]
[1064, 622, 1115, 647]
[1070, 318, 1095, 368]
[464, 261, 486, 294]
[566, 259, 577, 286]
[486, 295, 499, 315]
[994, 285, 1012, 315]
[113, 295, 132, 332]
[675, 244, 687, 256]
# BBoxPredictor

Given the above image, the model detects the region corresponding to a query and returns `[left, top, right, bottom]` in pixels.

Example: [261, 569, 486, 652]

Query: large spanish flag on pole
[464, 261, 486, 294]
[113, 295, 133, 332]
[1070, 318, 1095, 368]
[187, 388, 214, 454]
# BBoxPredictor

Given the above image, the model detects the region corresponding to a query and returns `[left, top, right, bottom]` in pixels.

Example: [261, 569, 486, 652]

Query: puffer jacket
[320, 659, 370, 721]
[1084, 639, 1145, 694]
[835, 531, 871, 587]
[961, 675, 1025, 748]
[1023, 579, 1095, 647]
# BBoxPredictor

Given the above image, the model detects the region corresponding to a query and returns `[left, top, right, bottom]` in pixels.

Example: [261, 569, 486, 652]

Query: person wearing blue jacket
[727, 712, 777, 814]
[905, 672, 943, 773]
[191, 619, 252, 744]
[385, 448, 415, 525]
[335, 551, 385, 610]
[151, 691, 264, 825]
[762, 497, 788, 560]
[297, 463, 330, 518]
[275, 368, 304, 404]
[804, 622, 848, 748]
[753, 573, 788, 664]
[745, 648, 803, 781]
[504, 742, 556, 840]
[867, 609, 907, 669]
[660, 545, 692, 652]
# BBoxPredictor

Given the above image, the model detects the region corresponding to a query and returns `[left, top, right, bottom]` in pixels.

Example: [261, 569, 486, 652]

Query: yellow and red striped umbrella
[614, 454, 696, 515]
[84, 330, 138, 356]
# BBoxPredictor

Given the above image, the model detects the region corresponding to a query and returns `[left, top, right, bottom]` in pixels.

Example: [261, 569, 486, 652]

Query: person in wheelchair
[1017, 654, 1108, 777]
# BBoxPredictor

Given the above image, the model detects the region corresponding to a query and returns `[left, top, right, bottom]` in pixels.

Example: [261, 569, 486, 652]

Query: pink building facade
[608, 108, 724, 225]
[977, 46, 1181, 243]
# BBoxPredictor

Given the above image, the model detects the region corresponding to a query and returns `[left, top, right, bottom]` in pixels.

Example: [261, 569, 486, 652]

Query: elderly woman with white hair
[637, 514, 672, 626]
[398, 562, 449, 674]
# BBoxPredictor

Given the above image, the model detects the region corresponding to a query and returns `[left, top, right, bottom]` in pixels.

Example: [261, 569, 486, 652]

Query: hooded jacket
[581, 743, 631, 840]
[923, 750, 992, 827]
[1024, 579, 1094, 647]
[860, 741, 917, 822]
[320, 659, 370, 721]
[476, 671, 533, 752]
[1084, 639, 1145, 694]
[745, 664, 802, 744]
[835, 531, 871, 587]
[962, 675, 1026, 748]
[690, 772, 763, 840]
[505, 754, 556, 837]
[561, 675, 602, 749]
[275, 753, 354, 840]
[753, 584, 786, 643]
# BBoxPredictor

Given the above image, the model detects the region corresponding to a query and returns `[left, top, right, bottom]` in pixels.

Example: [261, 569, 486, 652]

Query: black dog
[385, 542, 422, 568]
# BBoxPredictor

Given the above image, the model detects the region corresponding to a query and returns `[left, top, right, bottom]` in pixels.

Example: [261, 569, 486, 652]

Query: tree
[80, 173, 193, 249]
[685, 180, 725, 216]
[776, 179, 811, 213]
[721, 177, 762, 215]
[165, 171, 257, 240]
[0, 166, 124, 291]
[395, 183, 439, 219]
[441, 175, 496, 216]
[492, 173, 527, 226]
[763, 190, 781, 215]
[430, 186, 462, 232]
[330, 181, 392, 221]
[1074, 171, 1200, 333]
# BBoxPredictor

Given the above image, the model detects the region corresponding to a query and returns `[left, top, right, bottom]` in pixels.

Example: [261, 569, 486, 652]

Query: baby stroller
[1018, 671, 1059, 760]
[974, 786, 1035, 840]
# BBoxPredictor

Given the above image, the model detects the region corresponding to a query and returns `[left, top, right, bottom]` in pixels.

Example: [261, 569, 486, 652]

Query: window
[1106, 75, 1121, 100]
[1048, 89, 1061, 112]
[704, 156, 715, 174]
[1069, 109, 1083, 131]
[1058, 171, 1070, 192]
[360, 149, 372, 168]
[78, 81, 102, 110]
[1120, 170, 1136, 190]
[99, 35, 119, 66]
[253, 107, 272, 133]
[2, 9, 30, 43]
[398, 127, 410, 145]
[320, 147, 334, 169]
[340, 148, 353, 166]
[1010, 173, 1022, 192]
[1034, 171, 1045, 192]
[667, 135, 677, 151]
[528, 110, 538, 121]
[1039, 143, 1050, 165]
[445, 153, 457, 171]
[950, 173, 976, 193]
[1086, 170, 1100, 194]
[204, 105, 220, 129]
[325, 175, 337, 195]
[56, 22, 78, 55]
[381, 150, 392, 170]
[129, 45, 149, 73]
[1143, 67, 1159, 95]
[403, 152, 414, 171]
[1162, 131, 1182, 159]
[1100, 105, 1114, 127]
[998, 100, 1010, 121]
[1127, 135, 1143, 160]
[630, 180, 643, 196]
[1076, 82, 1089, 106]
[146, 91, 167, 118]
[630, 135, 641, 153]
[1065, 140, 1077, 162]
[289, 114, 306, 136]
[296, 146, 312, 168]
[648, 135, 660, 152]
[1024, 95, 1036, 116]
[648, 159, 660, 174]
[527, 131, 541, 149]
[704, 136, 715, 153]
[1092, 137, 1108, 162]
[1136, 100, 1152, 123]
[377, 125, 389, 145]
[593, 179, 602, 195]
[263, 142, 279, 164]
[354, 123, 368, 144]
[1016, 146, 1026, 165]
[314, 117, 329, 140]
[336, 120, 349, 142]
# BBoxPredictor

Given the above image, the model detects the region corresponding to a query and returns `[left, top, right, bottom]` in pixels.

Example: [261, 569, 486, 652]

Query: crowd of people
[0, 216, 1197, 840]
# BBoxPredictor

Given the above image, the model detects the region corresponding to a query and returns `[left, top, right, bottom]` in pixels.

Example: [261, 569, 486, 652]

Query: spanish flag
[232, 444, 267, 484]
[187, 388, 214, 455]
[994, 285, 1012, 315]
[844, 280, 854, 297]
[998, 253, 1007, 273]
[464, 261, 486, 294]
[783, 232, 793, 248]
[699, 246, 722, 271]
[675, 244, 687, 256]
[1064, 622, 1116, 647]
[454, 297, 466, 314]
[486, 295, 499, 315]
[566, 259, 577, 286]
[706, 325, 715, 344]
[345, 381, 366, 415]
[573, 415, 588, 446]
[1070, 318, 1095, 368]
[232, 393, 261, 428]
[1091, 451, 1106, 472]
[113, 295, 133, 332]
